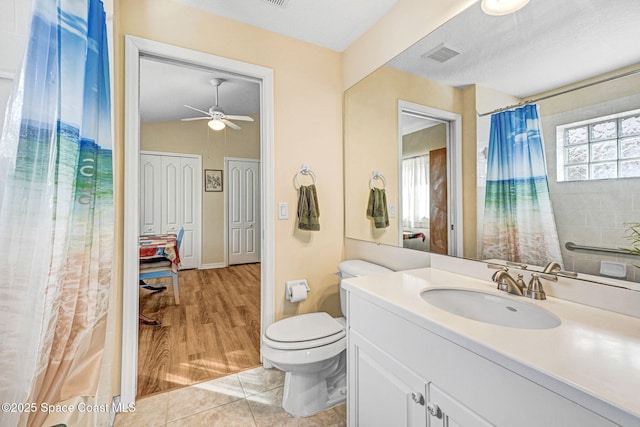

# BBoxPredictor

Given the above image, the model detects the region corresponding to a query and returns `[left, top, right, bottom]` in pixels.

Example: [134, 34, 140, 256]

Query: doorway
[123, 36, 275, 406]
[397, 100, 463, 257]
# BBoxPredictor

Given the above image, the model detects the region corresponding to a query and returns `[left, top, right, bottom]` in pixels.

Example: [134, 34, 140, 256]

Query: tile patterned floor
[114, 367, 346, 426]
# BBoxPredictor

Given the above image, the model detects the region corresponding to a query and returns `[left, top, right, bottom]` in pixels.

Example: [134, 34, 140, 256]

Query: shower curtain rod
[477, 67, 640, 117]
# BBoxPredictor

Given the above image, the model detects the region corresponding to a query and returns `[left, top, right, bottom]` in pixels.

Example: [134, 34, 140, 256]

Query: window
[556, 109, 640, 181]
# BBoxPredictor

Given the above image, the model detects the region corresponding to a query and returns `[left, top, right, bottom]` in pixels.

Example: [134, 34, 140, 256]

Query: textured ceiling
[387, 0, 640, 98]
[171, 0, 398, 52]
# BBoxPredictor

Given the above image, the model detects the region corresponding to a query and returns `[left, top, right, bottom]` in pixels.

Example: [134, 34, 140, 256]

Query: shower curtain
[0, 0, 113, 426]
[481, 104, 562, 266]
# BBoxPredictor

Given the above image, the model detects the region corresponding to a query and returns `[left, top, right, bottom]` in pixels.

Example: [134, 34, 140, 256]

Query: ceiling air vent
[421, 43, 460, 63]
[263, 0, 289, 7]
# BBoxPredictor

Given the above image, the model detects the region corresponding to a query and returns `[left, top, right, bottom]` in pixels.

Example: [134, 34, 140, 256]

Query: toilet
[261, 259, 393, 417]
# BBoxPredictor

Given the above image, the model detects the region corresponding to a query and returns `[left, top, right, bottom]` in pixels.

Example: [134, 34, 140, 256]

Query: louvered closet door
[228, 159, 261, 265]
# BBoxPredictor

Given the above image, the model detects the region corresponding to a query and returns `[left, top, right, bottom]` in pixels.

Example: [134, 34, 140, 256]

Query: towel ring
[369, 171, 386, 189]
[295, 164, 317, 189]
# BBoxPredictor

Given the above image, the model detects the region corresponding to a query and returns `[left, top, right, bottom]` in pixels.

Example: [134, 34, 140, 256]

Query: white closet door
[228, 159, 261, 265]
[140, 154, 162, 235]
[140, 152, 201, 270]
[161, 156, 181, 235]
[178, 157, 198, 269]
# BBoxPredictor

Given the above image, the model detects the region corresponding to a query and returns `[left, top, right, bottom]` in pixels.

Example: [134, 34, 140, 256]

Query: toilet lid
[265, 312, 344, 343]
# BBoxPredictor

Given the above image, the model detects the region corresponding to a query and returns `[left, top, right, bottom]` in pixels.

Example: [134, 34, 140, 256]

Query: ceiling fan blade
[184, 104, 211, 116]
[222, 119, 241, 130]
[181, 116, 211, 121]
[224, 115, 254, 122]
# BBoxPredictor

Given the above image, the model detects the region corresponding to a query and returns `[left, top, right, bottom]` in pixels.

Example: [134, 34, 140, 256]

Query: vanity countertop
[342, 267, 640, 426]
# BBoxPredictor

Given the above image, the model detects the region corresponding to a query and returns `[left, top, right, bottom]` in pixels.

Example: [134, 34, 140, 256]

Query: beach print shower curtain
[481, 104, 562, 266]
[0, 0, 113, 426]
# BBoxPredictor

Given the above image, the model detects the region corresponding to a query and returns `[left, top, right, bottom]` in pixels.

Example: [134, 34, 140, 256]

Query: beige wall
[141, 118, 261, 266]
[402, 123, 446, 158]
[344, 66, 464, 246]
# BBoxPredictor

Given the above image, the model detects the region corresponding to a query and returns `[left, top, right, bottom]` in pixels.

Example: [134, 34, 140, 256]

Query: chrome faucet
[491, 268, 526, 296]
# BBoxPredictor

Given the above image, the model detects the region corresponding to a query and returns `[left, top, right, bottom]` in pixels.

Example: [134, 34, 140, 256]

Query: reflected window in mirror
[557, 109, 640, 181]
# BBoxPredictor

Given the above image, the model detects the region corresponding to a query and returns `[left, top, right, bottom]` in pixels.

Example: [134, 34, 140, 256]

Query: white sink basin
[421, 288, 561, 329]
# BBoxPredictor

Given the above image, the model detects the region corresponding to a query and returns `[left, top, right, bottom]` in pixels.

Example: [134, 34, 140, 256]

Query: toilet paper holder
[286, 279, 310, 302]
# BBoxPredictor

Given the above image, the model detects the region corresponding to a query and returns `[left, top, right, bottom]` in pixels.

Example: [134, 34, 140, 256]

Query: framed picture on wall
[205, 169, 223, 192]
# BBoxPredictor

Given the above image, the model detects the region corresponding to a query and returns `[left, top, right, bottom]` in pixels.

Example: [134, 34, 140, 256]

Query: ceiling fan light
[208, 119, 225, 131]
[481, 0, 529, 16]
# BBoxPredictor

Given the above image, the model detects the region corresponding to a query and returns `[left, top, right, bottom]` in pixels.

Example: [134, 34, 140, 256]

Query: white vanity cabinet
[347, 292, 618, 427]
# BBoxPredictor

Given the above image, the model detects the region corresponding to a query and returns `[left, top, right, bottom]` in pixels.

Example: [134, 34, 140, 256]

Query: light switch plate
[389, 204, 396, 218]
[278, 202, 289, 220]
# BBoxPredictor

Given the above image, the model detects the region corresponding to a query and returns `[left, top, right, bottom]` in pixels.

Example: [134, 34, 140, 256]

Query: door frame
[224, 157, 260, 266]
[123, 35, 275, 406]
[397, 100, 463, 257]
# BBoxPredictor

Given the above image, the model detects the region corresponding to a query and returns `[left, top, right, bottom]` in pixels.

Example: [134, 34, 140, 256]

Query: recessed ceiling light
[481, 0, 530, 16]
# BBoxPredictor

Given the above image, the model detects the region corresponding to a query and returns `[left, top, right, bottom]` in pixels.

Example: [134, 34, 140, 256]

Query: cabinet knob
[411, 392, 425, 406]
[427, 402, 442, 419]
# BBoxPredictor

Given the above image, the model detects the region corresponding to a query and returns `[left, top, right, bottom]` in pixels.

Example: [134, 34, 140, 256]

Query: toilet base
[281, 352, 346, 417]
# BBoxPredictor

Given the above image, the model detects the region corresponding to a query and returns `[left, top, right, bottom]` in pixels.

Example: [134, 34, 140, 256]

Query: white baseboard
[199, 262, 227, 270]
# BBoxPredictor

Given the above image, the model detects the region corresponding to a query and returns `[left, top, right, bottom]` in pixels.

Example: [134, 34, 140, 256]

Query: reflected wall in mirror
[344, 0, 640, 285]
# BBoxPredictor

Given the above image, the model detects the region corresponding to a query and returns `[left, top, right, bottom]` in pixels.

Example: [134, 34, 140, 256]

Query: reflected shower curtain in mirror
[402, 155, 430, 229]
[481, 104, 562, 266]
[0, 0, 112, 426]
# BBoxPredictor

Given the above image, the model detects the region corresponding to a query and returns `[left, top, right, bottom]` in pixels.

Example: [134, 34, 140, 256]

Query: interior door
[140, 154, 162, 235]
[140, 152, 201, 269]
[178, 157, 198, 269]
[430, 147, 448, 255]
[228, 159, 261, 265]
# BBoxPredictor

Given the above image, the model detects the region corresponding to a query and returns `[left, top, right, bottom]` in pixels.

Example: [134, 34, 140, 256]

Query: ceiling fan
[182, 78, 254, 131]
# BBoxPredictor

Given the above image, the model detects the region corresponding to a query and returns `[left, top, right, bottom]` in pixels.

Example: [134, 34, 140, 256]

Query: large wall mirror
[344, 0, 640, 286]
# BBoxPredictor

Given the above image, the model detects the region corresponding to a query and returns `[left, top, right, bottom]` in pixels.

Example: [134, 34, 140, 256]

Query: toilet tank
[337, 260, 393, 316]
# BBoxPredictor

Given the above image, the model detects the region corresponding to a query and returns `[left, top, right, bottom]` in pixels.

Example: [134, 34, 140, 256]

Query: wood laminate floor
[137, 263, 261, 397]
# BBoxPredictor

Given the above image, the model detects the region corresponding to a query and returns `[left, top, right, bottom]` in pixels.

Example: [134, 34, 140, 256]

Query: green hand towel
[367, 188, 389, 229]
[298, 184, 320, 231]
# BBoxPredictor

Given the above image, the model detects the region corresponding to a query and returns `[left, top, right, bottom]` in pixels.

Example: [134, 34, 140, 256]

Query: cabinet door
[428, 383, 492, 427]
[140, 154, 162, 235]
[350, 332, 427, 427]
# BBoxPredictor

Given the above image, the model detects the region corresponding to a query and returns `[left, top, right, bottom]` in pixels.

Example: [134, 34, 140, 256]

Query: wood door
[228, 159, 261, 265]
[430, 147, 448, 255]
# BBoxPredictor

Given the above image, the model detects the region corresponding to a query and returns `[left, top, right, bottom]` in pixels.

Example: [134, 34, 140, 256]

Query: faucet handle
[526, 273, 546, 300]
[487, 263, 508, 271]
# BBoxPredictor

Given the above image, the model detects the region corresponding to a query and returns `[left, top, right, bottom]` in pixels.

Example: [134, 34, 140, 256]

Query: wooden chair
[139, 227, 184, 304]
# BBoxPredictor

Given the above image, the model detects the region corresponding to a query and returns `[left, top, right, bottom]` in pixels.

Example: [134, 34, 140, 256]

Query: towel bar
[369, 170, 386, 189]
[295, 164, 317, 188]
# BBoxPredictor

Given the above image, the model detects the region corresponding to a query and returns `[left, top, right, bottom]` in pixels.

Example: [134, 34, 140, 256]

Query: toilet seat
[264, 312, 346, 351]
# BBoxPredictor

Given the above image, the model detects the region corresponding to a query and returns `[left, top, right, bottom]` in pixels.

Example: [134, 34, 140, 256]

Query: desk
[139, 233, 181, 272]
[139, 233, 181, 326]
